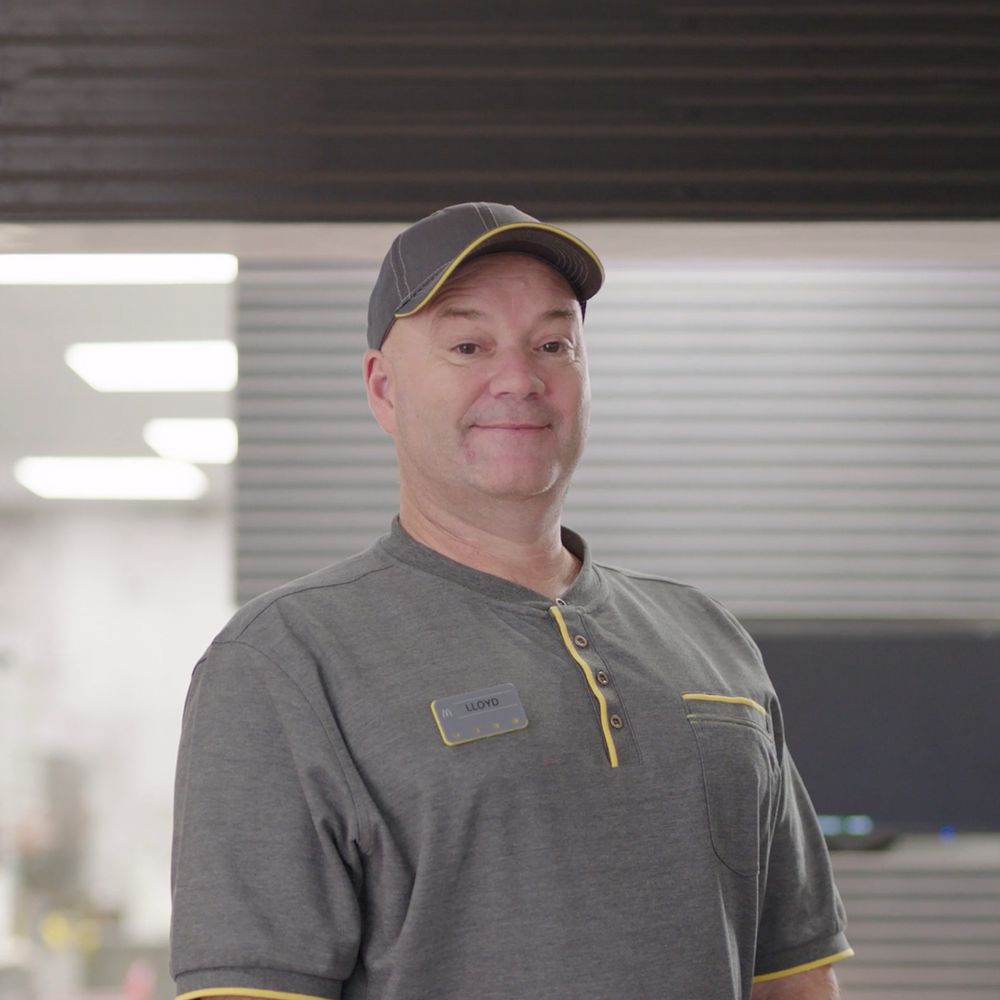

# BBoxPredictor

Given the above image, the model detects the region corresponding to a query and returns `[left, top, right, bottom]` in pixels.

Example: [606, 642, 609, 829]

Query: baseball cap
[366, 201, 604, 349]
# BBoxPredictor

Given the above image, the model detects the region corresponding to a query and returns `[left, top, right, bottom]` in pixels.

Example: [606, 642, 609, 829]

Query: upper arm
[171, 641, 363, 999]
[753, 746, 853, 979]
[751, 963, 841, 999]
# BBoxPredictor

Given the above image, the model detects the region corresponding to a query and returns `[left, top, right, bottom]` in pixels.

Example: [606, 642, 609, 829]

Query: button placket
[568, 617, 638, 765]
[548, 606, 637, 768]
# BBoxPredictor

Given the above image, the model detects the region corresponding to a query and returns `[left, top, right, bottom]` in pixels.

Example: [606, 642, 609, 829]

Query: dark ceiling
[2, 1, 999, 221]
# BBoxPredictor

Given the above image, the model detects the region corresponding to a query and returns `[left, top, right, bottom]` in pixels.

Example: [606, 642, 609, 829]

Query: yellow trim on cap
[751, 946, 855, 984]
[682, 692, 767, 717]
[176, 989, 333, 1000]
[394, 222, 604, 319]
[549, 606, 619, 768]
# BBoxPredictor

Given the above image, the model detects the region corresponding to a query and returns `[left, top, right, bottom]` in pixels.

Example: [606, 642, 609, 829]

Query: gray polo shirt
[171, 520, 851, 1000]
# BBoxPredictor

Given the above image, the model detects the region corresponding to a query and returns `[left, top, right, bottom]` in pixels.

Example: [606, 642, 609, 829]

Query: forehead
[431, 252, 578, 307]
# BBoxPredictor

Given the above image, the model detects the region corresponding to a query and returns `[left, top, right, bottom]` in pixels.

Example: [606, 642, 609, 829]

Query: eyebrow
[541, 306, 579, 321]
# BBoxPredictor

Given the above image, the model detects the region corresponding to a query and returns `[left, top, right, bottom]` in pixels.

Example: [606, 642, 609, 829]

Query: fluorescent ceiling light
[144, 418, 238, 464]
[0, 254, 237, 285]
[65, 340, 237, 392]
[14, 457, 208, 500]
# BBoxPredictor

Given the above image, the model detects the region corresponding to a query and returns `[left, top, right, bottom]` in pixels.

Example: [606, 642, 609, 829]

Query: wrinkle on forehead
[381, 252, 582, 356]
[434, 304, 579, 324]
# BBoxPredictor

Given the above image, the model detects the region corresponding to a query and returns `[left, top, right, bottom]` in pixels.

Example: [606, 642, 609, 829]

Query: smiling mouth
[474, 423, 549, 431]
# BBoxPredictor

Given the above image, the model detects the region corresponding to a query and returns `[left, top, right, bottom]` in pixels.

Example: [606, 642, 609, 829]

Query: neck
[398, 490, 581, 599]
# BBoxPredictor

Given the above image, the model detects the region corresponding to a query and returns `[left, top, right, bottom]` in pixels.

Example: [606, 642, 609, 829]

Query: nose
[487, 346, 545, 398]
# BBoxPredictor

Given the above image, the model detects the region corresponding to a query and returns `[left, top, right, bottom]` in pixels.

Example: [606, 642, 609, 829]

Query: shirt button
[596, 670, 610, 686]
[609, 714, 624, 729]
[573, 634, 589, 648]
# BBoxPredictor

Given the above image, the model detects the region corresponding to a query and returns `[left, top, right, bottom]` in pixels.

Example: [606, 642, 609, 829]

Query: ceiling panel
[2, 1, 998, 221]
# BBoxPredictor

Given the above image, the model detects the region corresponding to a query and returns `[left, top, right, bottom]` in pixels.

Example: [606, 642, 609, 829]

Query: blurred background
[1, 3, 999, 999]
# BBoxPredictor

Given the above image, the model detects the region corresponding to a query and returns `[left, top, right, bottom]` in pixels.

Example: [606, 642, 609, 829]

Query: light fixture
[65, 340, 237, 392]
[0, 254, 238, 285]
[143, 418, 238, 464]
[13, 457, 208, 500]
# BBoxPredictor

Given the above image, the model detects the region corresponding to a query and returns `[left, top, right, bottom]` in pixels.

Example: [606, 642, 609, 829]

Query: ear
[363, 348, 397, 435]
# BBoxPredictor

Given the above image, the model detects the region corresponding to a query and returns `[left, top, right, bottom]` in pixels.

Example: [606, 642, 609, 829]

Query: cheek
[396, 377, 475, 445]
[558, 368, 590, 420]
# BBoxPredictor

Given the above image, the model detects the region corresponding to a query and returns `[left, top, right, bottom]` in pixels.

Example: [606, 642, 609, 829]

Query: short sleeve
[753, 748, 854, 981]
[170, 640, 365, 1000]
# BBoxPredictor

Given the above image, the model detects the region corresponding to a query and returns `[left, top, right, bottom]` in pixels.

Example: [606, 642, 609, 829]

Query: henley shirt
[171, 519, 852, 1000]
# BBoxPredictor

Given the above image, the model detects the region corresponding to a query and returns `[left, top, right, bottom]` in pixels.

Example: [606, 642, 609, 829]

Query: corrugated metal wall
[832, 839, 1000, 1000]
[234, 259, 1000, 619]
[2, 1, 999, 221]
[572, 264, 1000, 618]
[236, 263, 396, 603]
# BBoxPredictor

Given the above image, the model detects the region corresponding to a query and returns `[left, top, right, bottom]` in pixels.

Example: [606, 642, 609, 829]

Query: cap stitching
[482, 203, 500, 227]
[394, 232, 410, 297]
[472, 202, 491, 232]
[400, 260, 449, 306]
[388, 242, 405, 302]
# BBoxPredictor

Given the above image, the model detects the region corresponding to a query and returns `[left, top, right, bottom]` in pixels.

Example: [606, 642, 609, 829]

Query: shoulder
[594, 559, 764, 667]
[184, 540, 405, 718]
[595, 559, 699, 593]
[594, 558, 726, 613]
[212, 538, 399, 651]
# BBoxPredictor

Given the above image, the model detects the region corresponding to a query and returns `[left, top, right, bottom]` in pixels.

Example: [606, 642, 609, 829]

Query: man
[171, 203, 852, 1000]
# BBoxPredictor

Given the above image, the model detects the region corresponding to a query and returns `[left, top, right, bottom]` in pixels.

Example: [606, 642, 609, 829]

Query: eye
[540, 341, 566, 354]
[454, 342, 479, 355]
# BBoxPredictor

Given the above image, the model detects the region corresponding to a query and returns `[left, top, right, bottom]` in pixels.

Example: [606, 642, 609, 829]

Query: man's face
[364, 252, 590, 511]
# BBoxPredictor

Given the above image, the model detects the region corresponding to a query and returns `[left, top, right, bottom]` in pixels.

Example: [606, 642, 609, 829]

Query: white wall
[0, 503, 233, 944]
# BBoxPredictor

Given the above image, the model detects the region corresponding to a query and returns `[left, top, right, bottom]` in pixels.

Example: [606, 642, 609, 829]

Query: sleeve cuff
[753, 930, 854, 983]
[174, 968, 342, 1000]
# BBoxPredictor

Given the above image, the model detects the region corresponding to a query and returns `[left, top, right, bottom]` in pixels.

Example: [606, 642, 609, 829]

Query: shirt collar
[378, 516, 606, 611]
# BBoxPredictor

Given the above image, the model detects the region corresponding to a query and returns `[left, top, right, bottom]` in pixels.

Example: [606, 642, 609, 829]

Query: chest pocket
[683, 694, 780, 877]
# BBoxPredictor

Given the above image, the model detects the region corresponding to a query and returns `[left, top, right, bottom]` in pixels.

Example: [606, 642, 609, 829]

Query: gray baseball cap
[366, 201, 604, 349]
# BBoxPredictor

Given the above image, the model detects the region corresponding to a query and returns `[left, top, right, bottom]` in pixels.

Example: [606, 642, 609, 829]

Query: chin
[470, 470, 564, 501]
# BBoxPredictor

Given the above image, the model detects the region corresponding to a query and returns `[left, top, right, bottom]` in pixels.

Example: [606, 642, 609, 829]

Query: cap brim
[393, 221, 604, 320]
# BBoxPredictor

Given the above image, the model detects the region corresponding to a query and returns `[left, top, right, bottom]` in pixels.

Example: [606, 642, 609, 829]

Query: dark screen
[754, 630, 1000, 832]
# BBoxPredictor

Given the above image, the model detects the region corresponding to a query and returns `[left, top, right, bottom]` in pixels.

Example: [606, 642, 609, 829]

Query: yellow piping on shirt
[682, 692, 768, 717]
[549, 605, 619, 768]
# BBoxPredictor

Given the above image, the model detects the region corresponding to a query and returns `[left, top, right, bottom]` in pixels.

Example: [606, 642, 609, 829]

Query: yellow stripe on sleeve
[177, 988, 335, 1000]
[751, 946, 855, 984]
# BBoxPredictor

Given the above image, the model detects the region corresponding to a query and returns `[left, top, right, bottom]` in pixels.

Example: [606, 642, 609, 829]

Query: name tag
[430, 682, 528, 747]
